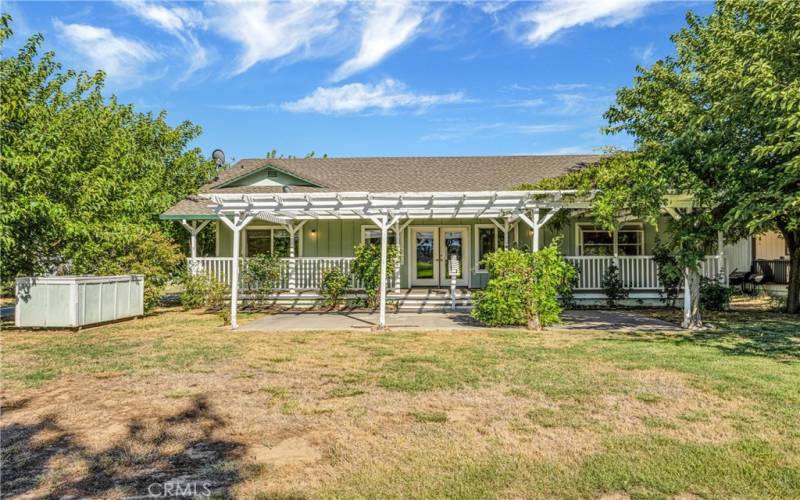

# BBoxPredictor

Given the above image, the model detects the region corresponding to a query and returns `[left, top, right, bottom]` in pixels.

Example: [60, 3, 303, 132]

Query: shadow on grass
[608, 310, 800, 361]
[1, 395, 245, 498]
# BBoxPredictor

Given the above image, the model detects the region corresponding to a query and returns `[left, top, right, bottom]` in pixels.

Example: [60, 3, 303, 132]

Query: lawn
[2, 306, 799, 499]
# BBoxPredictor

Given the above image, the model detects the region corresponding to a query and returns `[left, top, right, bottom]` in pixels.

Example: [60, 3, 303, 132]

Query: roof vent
[267, 169, 278, 178]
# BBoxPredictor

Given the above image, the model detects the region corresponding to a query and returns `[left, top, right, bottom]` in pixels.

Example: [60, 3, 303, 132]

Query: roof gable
[211, 162, 323, 189]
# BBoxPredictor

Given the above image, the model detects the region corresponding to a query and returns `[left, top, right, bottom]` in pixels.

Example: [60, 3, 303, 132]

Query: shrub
[601, 263, 629, 308]
[243, 254, 281, 298]
[652, 244, 682, 307]
[351, 243, 400, 308]
[320, 268, 350, 307]
[559, 263, 580, 309]
[180, 272, 228, 310]
[471, 242, 576, 330]
[700, 278, 732, 311]
[95, 231, 183, 313]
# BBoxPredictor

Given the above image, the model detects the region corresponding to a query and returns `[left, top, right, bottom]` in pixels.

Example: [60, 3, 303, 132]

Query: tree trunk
[784, 229, 800, 314]
[527, 313, 542, 331]
[682, 268, 703, 329]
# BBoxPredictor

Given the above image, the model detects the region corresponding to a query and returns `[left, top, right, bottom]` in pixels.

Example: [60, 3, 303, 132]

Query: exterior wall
[225, 167, 315, 188]
[754, 231, 788, 260]
[216, 217, 666, 289]
[723, 238, 752, 274]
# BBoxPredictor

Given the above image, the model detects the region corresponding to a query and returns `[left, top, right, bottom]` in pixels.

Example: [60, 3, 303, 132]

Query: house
[162, 155, 735, 328]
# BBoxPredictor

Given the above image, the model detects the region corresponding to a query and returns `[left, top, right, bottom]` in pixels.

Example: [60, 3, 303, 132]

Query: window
[245, 227, 295, 256]
[362, 227, 397, 246]
[474, 225, 498, 272]
[578, 225, 643, 256]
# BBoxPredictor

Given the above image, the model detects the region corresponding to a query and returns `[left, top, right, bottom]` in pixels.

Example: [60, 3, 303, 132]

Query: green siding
[215, 217, 672, 289]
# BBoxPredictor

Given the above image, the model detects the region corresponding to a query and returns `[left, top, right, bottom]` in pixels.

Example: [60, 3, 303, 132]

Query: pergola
[199, 190, 696, 330]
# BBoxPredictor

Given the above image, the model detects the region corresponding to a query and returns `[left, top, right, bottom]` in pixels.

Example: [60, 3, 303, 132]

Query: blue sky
[6, 0, 713, 161]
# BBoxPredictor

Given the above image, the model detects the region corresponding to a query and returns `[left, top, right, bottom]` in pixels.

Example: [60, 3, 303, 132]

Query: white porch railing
[189, 257, 399, 291]
[564, 255, 724, 290]
[190, 255, 724, 292]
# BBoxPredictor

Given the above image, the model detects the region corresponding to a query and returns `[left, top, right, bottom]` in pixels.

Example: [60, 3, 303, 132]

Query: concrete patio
[239, 309, 679, 332]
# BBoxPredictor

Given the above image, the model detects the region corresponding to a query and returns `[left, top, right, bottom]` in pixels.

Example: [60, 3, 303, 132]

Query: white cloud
[54, 20, 158, 87]
[209, 0, 345, 76]
[211, 104, 274, 111]
[282, 78, 464, 114]
[332, 0, 425, 81]
[519, 0, 654, 45]
[631, 42, 655, 64]
[420, 121, 572, 142]
[117, 0, 208, 80]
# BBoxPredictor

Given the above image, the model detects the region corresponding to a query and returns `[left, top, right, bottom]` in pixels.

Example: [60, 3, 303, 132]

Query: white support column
[218, 212, 256, 330]
[532, 208, 540, 252]
[180, 219, 210, 274]
[230, 214, 242, 329]
[379, 215, 389, 329]
[284, 220, 306, 292]
[612, 229, 619, 265]
[717, 231, 727, 285]
[504, 219, 510, 249]
[517, 208, 561, 253]
[683, 267, 691, 326]
[368, 213, 401, 330]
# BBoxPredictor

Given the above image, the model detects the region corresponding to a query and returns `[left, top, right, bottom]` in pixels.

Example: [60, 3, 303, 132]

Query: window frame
[242, 225, 298, 257]
[576, 223, 644, 256]
[473, 224, 499, 273]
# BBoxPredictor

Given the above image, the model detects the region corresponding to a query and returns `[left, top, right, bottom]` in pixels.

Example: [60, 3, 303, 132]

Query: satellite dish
[212, 149, 225, 167]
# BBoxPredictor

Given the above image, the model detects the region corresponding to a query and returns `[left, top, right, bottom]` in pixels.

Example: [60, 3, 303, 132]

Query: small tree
[243, 254, 281, 300]
[601, 264, 629, 308]
[320, 268, 350, 308]
[350, 243, 399, 308]
[472, 243, 576, 331]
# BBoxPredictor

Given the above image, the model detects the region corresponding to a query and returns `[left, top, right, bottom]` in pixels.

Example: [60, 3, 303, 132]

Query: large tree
[0, 15, 216, 298]
[595, 0, 799, 317]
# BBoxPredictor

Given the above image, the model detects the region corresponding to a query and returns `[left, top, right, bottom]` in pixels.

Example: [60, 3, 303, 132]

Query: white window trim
[242, 225, 295, 257]
[575, 223, 644, 256]
[360, 225, 400, 261]
[473, 224, 499, 274]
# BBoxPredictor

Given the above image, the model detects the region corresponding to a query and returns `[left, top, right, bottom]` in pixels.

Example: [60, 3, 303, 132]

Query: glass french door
[410, 227, 469, 287]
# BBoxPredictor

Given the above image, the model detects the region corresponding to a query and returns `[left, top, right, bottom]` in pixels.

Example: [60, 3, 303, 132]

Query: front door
[410, 227, 469, 287]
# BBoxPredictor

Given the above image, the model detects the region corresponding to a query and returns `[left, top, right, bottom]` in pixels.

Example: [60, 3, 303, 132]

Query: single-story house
[161, 155, 784, 328]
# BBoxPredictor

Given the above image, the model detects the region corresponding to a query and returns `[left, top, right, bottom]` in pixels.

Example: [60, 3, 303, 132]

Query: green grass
[410, 410, 448, 423]
[3, 307, 799, 499]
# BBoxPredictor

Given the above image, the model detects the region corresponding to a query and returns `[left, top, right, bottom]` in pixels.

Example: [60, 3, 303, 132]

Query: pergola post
[717, 231, 727, 286]
[517, 208, 559, 253]
[180, 219, 210, 274]
[218, 212, 256, 330]
[368, 213, 401, 330]
[379, 216, 388, 329]
[284, 221, 306, 292]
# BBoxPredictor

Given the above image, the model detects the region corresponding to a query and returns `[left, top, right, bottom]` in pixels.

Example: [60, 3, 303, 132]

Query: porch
[172, 190, 708, 329]
[188, 254, 726, 293]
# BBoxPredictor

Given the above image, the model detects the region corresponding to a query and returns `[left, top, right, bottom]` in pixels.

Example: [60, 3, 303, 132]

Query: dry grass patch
[2, 308, 799, 498]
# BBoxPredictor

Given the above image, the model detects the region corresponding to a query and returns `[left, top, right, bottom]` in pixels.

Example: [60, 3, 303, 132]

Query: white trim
[409, 225, 470, 287]
[473, 223, 499, 274]
[576, 222, 644, 256]
[215, 221, 220, 257]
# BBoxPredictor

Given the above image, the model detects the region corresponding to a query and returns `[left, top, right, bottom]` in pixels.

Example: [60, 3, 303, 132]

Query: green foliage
[471, 243, 576, 330]
[700, 278, 733, 312]
[0, 15, 216, 292]
[180, 272, 228, 311]
[601, 1, 800, 313]
[243, 254, 281, 297]
[351, 243, 400, 308]
[320, 268, 350, 307]
[652, 243, 683, 307]
[94, 230, 183, 313]
[601, 264, 629, 308]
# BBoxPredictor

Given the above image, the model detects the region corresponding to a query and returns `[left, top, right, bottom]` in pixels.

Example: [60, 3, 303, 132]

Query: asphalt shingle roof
[163, 155, 600, 217]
